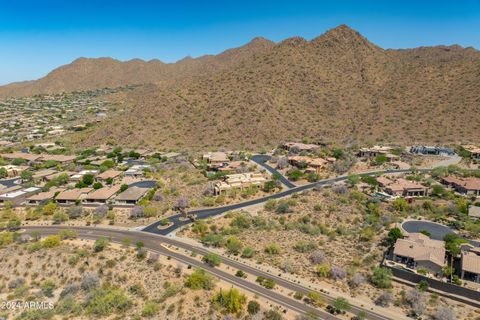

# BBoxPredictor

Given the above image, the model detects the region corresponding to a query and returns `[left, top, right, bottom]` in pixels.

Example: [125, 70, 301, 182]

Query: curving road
[144, 168, 420, 235]
[22, 225, 394, 320]
[402, 220, 480, 247]
[250, 154, 297, 188]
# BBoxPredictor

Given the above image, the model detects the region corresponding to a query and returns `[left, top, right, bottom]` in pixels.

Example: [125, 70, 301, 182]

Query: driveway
[250, 154, 296, 188]
[0, 178, 20, 188]
[402, 220, 480, 246]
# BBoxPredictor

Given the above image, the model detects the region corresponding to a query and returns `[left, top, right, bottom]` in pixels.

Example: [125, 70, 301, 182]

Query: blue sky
[0, 0, 479, 85]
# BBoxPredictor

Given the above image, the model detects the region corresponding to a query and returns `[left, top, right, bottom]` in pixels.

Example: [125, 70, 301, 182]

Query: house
[217, 161, 248, 173]
[84, 185, 121, 205]
[441, 176, 480, 197]
[468, 206, 480, 220]
[0, 152, 42, 163]
[0, 165, 29, 177]
[461, 250, 480, 283]
[114, 186, 150, 205]
[377, 177, 428, 197]
[357, 146, 393, 158]
[282, 142, 320, 153]
[462, 145, 480, 161]
[70, 170, 99, 182]
[392, 233, 446, 275]
[56, 188, 92, 205]
[0, 186, 39, 206]
[410, 146, 454, 156]
[26, 188, 64, 205]
[214, 173, 266, 195]
[125, 165, 149, 178]
[203, 152, 230, 170]
[33, 169, 59, 182]
[38, 154, 76, 164]
[287, 155, 328, 173]
[96, 170, 123, 184]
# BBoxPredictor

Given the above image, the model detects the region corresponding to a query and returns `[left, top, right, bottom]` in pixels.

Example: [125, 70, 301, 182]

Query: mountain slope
[73, 25, 480, 150]
[0, 38, 275, 97]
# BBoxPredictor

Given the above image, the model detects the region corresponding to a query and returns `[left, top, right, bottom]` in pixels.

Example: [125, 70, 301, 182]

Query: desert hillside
[72, 25, 480, 150]
[0, 37, 274, 97]
[3, 25, 480, 150]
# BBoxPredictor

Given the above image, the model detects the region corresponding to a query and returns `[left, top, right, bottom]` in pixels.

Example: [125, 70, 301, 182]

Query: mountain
[0, 37, 275, 97]
[4, 25, 480, 149]
[69, 25, 480, 150]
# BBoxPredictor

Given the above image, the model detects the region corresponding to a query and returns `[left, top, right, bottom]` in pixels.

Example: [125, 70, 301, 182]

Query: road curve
[22, 225, 394, 320]
[143, 168, 421, 235]
[250, 154, 297, 188]
[22, 226, 340, 320]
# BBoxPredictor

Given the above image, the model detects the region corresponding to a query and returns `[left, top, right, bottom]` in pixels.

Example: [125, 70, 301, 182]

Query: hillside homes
[392, 233, 446, 275]
[377, 176, 429, 198]
[214, 173, 267, 195]
[440, 176, 480, 197]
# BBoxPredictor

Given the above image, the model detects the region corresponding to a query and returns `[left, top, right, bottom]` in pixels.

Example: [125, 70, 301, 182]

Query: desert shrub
[330, 266, 346, 280]
[185, 269, 216, 290]
[264, 243, 281, 254]
[293, 240, 318, 253]
[241, 246, 255, 258]
[310, 250, 325, 264]
[203, 253, 221, 267]
[247, 300, 260, 315]
[93, 237, 109, 252]
[212, 288, 246, 314]
[81, 273, 99, 291]
[375, 291, 393, 307]
[371, 267, 392, 288]
[85, 286, 132, 316]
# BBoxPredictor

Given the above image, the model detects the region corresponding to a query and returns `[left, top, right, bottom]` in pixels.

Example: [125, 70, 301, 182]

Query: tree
[93, 182, 103, 190]
[347, 174, 360, 187]
[375, 291, 393, 307]
[130, 206, 144, 219]
[434, 306, 455, 320]
[81, 174, 94, 186]
[333, 297, 351, 311]
[316, 263, 330, 278]
[288, 170, 304, 181]
[417, 280, 429, 292]
[212, 288, 246, 314]
[443, 233, 467, 282]
[203, 253, 221, 267]
[185, 269, 216, 290]
[310, 250, 325, 264]
[264, 243, 281, 254]
[67, 206, 83, 219]
[52, 210, 69, 224]
[175, 196, 189, 217]
[405, 288, 425, 316]
[387, 227, 403, 245]
[93, 237, 109, 252]
[330, 266, 346, 280]
[226, 236, 243, 255]
[263, 180, 277, 192]
[42, 202, 58, 215]
[306, 291, 324, 307]
[264, 310, 283, 320]
[42, 235, 61, 248]
[95, 204, 109, 218]
[40, 279, 56, 297]
[20, 170, 33, 182]
[349, 273, 365, 288]
[120, 184, 129, 192]
[247, 300, 260, 315]
[0, 167, 7, 178]
[392, 198, 409, 212]
[371, 267, 392, 288]
[241, 246, 255, 258]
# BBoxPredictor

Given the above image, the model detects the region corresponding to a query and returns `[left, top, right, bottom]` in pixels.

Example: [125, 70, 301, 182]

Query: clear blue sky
[1, 0, 479, 85]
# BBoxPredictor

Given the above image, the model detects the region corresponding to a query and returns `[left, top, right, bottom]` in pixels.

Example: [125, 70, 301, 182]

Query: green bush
[185, 269, 216, 290]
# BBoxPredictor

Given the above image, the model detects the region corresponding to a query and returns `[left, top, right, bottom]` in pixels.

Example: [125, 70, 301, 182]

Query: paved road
[402, 220, 480, 247]
[144, 168, 419, 235]
[250, 154, 297, 188]
[22, 225, 394, 320]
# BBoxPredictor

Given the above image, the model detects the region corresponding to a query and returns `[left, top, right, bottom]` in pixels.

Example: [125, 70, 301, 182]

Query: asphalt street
[402, 220, 480, 246]
[250, 154, 297, 188]
[143, 167, 418, 235]
[22, 226, 347, 320]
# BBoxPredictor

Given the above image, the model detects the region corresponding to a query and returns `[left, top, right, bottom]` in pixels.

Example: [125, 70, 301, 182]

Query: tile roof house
[393, 233, 446, 275]
[96, 170, 123, 183]
[377, 177, 428, 197]
[282, 142, 320, 153]
[461, 250, 480, 283]
[357, 146, 393, 158]
[441, 176, 480, 197]
[113, 186, 150, 205]
[287, 156, 328, 173]
[214, 173, 266, 195]
[56, 188, 92, 205]
[26, 188, 64, 205]
[84, 185, 121, 204]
